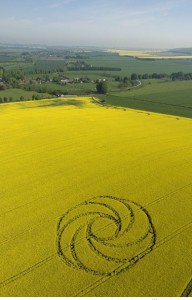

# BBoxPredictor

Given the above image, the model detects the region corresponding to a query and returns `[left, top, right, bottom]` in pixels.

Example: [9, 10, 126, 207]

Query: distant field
[101, 80, 192, 118]
[0, 97, 192, 296]
[107, 49, 192, 59]
[2, 49, 192, 99]
[0, 88, 50, 101]
[0, 55, 16, 62]
[84, 56, 192, 76]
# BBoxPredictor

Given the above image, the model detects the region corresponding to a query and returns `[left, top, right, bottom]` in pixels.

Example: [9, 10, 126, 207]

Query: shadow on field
[36, 99, 84, 108]
[18, 99, 85, 109]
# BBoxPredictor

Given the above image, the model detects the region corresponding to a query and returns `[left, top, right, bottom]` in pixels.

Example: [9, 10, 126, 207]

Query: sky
[0, 0, 192, 49]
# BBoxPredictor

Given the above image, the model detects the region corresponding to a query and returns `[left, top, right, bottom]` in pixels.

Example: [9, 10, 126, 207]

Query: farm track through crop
[1, 180, 192, 248]
[1, 138, 192, 216]
[0, 185, 71, 218]
[1, 180, 192, 251]
[76, 219, 192, 297]
[0, 221, 191, 294]
[146, 182, 192, 208]
[0, 254, 57, 289]
[0, 94, 192, 297]
[0, 141, 192, 218]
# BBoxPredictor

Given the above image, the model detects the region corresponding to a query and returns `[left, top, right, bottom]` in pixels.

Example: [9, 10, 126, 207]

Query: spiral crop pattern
[57, 196, 156, 276]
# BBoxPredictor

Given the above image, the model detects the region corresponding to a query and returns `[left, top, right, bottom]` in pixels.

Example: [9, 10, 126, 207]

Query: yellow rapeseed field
[107, 49, 192, 59]
[0, 97, 192, 296]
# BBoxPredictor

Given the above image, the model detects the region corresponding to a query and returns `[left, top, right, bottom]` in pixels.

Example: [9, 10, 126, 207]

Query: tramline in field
[0, 97, 192, 296]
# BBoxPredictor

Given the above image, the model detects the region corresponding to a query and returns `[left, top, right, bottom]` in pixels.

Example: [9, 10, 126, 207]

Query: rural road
[129, 79, 142, 89]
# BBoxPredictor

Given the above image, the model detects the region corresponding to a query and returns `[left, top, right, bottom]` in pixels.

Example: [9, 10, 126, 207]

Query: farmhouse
[60, 79, 70, 83]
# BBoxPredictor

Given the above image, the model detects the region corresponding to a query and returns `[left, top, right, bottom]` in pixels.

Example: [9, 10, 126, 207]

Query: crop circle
[56, 196, 156, 276]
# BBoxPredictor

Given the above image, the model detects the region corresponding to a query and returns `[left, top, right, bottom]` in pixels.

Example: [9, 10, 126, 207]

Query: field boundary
[93, 95, 192, 121]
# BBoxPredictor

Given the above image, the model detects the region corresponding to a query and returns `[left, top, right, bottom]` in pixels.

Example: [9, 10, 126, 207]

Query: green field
[0, 97, 192, 296]
[84, 56, 192, 76]
[1, 49, 192, 118]
[0, 88, 50, 101]
[100, 80, 192, 118]
[37, 81, 96, 95]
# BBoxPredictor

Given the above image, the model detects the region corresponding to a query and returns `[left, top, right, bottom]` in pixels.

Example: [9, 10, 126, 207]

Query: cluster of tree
[68, 66, 121, 71]
[0, 96, 28, 103]
[0, 96, 30, 103]
[22, 84, 72, 96]
[21, 52, 33, 62]
[115, 75, 134, 82]
[119, 72, 192, 81]
[126, 73, 168, 80]
[24, 85, 48, 93]
[32, 67, 66, 74]
[114, 76, 138, 88]
[170, 72, 192, 80]
[0, 94, 51, 103]
[31, 94, 46, 100]
[0, 96, 13, 103]
[68, 61, 121, 71]
[2, 69, 25, 85]
[65, 54, 86, 59]
[96, 80, 108, 94]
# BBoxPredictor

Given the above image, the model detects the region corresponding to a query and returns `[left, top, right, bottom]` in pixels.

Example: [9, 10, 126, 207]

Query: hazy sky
[1, 0, 192, 48]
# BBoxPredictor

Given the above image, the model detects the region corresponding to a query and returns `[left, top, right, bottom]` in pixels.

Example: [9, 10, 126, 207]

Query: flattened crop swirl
[56, 196, 156, 276]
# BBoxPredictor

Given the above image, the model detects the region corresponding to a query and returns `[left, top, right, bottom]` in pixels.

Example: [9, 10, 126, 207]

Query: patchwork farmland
[0, 97, 192, 296]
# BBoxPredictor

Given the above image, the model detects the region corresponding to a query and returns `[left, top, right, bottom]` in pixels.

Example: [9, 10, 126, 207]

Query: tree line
[68, 66, 122, 71]
[126, 72, 192, 80]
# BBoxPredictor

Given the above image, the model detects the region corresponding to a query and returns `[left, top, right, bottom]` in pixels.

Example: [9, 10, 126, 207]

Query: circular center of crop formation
[56, 195, 156, 277]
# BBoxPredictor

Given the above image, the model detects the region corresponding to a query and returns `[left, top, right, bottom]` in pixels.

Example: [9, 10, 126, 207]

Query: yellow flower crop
[0, 97, 192, 296]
